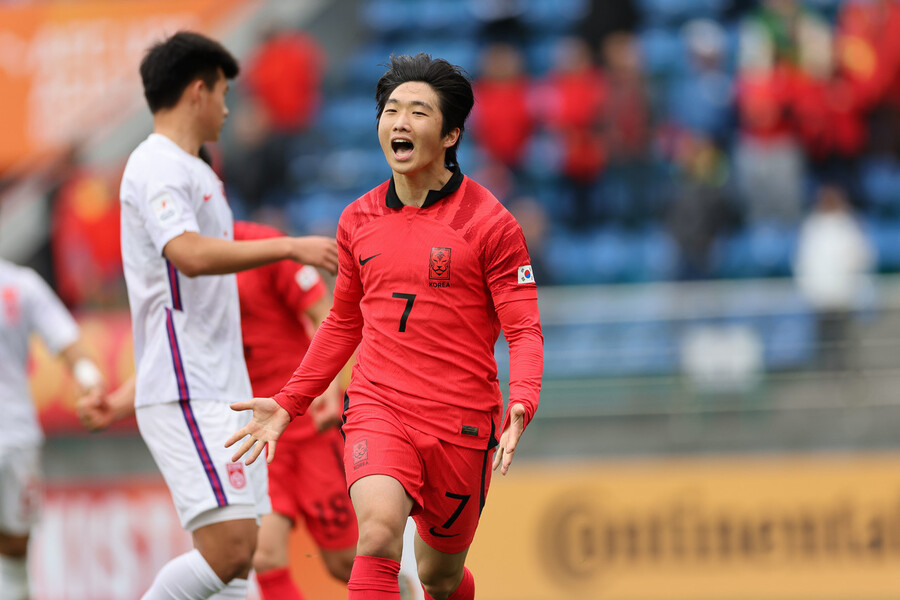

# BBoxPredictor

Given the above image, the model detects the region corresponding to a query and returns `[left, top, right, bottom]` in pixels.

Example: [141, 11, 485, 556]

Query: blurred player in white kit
[0, 258, 105, 600]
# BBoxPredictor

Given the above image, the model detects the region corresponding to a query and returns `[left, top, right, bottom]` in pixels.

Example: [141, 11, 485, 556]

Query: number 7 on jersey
[391, 292, 416, 332]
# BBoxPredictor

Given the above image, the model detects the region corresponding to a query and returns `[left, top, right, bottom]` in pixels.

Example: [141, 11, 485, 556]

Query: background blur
[3, 0, 900, 598]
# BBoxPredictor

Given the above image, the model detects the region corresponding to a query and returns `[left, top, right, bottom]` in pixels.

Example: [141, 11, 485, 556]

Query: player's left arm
[493, 297, 543, 475]
[482, 210, 544, 475]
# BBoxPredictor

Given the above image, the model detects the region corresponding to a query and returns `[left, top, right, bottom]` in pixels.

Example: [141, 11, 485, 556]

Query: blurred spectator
[539, 37, 608, 183]
[49, 164, 123, 309]
[793, 184, 875, 370]
[471, 43, 535, 171]
[466, 0, 527, 45]
[578, 0, 640, 49]
[224, 27, 326, 222]
[738, 0, 831, 72]
[222, 94, 293, 219]
[601, 32, 651, 163]
[668, 19, 735, 143]
[734, 3, 808, 224]
[790, 20, 866, 197]
[536, 37, 607, 227]
[598, 32, 656, 225]
[665, 134, 741, 280]
[243, 27, 325, 134]
[837, 0, 900, 158]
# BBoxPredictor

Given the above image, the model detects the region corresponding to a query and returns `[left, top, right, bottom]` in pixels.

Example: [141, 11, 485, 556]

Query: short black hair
[375, 53, 474, 169]
[140, 31, 239, 113]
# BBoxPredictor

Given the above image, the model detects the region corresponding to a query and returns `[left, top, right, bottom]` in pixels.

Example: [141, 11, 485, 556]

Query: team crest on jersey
[226, 462, 246, 489]
[353, 439, 368, 468]
[429, 247, 451, 282]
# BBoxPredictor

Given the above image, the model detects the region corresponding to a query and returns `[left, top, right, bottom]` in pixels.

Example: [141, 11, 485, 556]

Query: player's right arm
[303, 294, 346, 432]
[271, 211, 364, 418]
[228, 210, 363, 464]
[163, 232, 338, 277]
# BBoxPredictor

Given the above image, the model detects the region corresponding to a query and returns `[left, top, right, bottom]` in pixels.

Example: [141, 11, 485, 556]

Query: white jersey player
[0, 259, 104, 600]
[113, 32, 337, 600]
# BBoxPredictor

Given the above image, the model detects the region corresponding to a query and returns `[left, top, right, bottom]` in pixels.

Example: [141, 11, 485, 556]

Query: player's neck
[392, 165, 453, 207]
[152, 111, 204, 157]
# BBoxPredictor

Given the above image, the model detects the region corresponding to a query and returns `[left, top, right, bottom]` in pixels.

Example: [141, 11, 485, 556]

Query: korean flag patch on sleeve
[517, 265, 535, 284]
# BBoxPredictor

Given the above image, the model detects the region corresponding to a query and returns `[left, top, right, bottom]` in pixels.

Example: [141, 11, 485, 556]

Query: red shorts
[341, 398, 499, 554]
[267, 427, 358, 550]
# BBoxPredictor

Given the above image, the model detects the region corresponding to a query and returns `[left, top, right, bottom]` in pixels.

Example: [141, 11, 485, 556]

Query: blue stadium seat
[639, 27, 687, 76]
[520, 0, 589, 32]
[631, 227, 680, 282]
[285, 191, 347, 236]
[362, 0, 416, 34]
[861, 158, 900, 216]
[637, 0, 728, 26]
[863, 218, 900, 272]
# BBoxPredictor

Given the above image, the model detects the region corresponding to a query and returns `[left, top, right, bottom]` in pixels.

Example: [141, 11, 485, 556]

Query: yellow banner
[467, 455, 900, 600]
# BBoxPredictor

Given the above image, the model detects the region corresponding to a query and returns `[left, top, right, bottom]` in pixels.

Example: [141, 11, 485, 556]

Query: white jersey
[120, 133, 251, 408]
[0, 260, 79, 448]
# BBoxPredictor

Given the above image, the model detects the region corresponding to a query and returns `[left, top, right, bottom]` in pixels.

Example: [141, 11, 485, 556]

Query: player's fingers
[230, 400, 252, 413]
[501, 442, 516, 475]
[245, 439, 265, 466]
[266, 440, 278, 464]
[228, 434, 255, 462]
[224, 427, 250, 449]
[323, 255, 338, 275]
[492, 441, 505, 471]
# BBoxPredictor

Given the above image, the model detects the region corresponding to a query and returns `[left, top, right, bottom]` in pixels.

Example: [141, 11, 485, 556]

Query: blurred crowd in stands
[29, 0, 900, 308]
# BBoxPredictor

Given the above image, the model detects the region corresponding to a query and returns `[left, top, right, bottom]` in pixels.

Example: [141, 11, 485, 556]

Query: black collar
[385, 167, 463, 209]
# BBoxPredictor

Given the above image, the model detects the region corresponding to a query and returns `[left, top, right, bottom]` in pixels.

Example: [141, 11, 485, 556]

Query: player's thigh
[293, 430, 358, 551]
[0, 444, 41, 540]
[253, 512, 293, 571]
[341, 404, 421, 527]
[136, 400, 270, 530]
[414, 440, 492, 555]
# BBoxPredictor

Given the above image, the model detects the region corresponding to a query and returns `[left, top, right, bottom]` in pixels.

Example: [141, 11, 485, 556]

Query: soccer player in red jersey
[227, 54, 544, 600]
[233, 220, 357, 599]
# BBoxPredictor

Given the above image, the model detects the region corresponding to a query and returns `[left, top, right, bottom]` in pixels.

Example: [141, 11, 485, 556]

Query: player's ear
[185, 78, 206, 105]
[442, 127, 460, 149]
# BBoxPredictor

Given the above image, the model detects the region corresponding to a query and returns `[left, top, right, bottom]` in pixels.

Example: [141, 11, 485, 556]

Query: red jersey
[274, 172, 543, 450]
[234, 221, 326, 441]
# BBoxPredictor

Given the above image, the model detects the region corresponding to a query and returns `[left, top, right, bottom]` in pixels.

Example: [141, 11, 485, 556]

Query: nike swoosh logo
[203, 194, 212, 202]
[359, 253, 381, 266]
[428, 526, 459, 538]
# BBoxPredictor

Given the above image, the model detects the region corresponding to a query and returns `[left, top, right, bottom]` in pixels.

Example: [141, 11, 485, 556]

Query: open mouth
[391, 138, 415, 159]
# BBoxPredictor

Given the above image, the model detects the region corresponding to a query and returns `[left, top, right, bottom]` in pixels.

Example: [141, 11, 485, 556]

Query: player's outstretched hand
[290, 236, 339, 275]
[493, 402, 527, 476]
[76, 387, 112, 432]
[76, 378, 134, 432]
[226, 397, 291, 465]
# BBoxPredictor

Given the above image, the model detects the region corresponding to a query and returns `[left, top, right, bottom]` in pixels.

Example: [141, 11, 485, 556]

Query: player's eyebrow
[385, 98, 434, 111]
